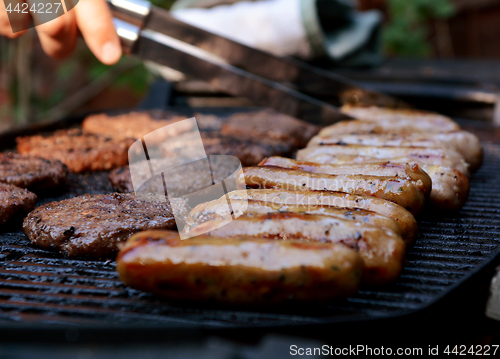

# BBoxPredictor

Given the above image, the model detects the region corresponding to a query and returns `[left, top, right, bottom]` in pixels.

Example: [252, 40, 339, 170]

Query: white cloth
[172, 0, 313, 59]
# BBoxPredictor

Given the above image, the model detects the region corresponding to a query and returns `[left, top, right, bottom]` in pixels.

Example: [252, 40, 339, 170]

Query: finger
[74, 0, 121, 65]
[34, 9, 77, 58]
[0, 0, 30, 38]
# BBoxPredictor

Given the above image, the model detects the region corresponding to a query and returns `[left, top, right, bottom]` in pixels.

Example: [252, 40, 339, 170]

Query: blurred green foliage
[383, 0, 455, 56]
[82, 0, 176, 99]
[113, 59, 152, 95]
[150, 0, 176, 8]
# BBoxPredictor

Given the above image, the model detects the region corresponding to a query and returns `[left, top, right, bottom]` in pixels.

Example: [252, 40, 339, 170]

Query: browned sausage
[185, 198, 404, 241]
[258, 157, 432, 196]
[340, 104, 460, 132]
[224, 189, 418, 245]
[117, 230, 364, 303]
[283, 153, 470, 211]
[238, 166, 427, 215]
[307, 131, 482, 172]
[420, 165, 470, 211]
[297, 145, 469, 177]
[190, 213, 406, 285]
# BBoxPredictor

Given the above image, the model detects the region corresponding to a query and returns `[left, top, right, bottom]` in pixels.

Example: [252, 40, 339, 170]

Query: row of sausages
[117, 106, 483, 304]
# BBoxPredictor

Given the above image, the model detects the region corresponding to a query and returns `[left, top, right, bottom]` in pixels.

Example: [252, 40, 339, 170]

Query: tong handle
[112, 18, 139, 54]
[107, 0, 151, 25]
[108, 0, 151, 54]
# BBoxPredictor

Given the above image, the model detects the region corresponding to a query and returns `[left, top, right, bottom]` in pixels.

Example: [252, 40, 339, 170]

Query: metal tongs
[108, 0, 404, 125]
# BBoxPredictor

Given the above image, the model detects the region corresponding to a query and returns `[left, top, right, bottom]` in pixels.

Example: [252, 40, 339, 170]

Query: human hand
[0, 0, 122, 64]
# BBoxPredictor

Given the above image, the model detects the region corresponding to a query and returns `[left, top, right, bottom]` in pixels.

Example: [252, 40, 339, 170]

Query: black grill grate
[0, 133, 499, 328]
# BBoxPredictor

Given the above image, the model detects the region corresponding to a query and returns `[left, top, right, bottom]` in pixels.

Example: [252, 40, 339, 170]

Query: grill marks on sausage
[239, 166, 427, 215]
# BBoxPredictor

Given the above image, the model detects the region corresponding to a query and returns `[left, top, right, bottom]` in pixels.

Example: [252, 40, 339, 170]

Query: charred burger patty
[0, 153, 67, 190]
[0, 183, 37, 225]
[23, 193, 189, 257]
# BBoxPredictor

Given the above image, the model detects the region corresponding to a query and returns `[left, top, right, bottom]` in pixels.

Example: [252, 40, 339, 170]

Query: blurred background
[1, 0, 500, 129]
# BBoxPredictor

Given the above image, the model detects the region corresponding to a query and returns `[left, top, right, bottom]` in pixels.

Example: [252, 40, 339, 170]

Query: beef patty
[0, 153, 68, 190]
[109, 166, 137, 193]
[0, 183, 37, 225]
[202, 132, 295, 166]
[109, 156, 240, 195]
[159, 131, 295, 167]
[221, 109, 319, 148]
[16, 129, 134, 173]
[23, 193, 190, 257]
[82, 112, 188, 143]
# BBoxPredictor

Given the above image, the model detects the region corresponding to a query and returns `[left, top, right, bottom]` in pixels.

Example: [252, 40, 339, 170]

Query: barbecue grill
[0, 107, 499, 346]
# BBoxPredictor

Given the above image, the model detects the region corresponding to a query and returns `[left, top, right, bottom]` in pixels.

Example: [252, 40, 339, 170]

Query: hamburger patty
[202, 132, 295, 166]
[0, 183, 37, 225]
[23, 193, 190, 257]
[82, 112, 188, 142]
[109, 166, 137, 193]
[16, 129, 134, 173]
[221, 109, 320, 148]
[0, 153, 68, 190]
[83, 111, 227, 141]
[160, 131, 295, 167]
[109, 156, 240, 194]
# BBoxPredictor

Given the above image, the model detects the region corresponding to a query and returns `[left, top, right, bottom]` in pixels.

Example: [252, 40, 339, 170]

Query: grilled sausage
[320, 119, 462, 137]
[340, 105, 460, 132]
[224, 189, 418, 245]
[421, 165, 470, 211]
[185, 199, 404, 241]
[308, 131, 482, 172]
[257, 157, 469, 211]
[297, 145, 469, 177]
[117, 230, 364, 303]
[297, 153, 460, 175]
[290, 152, 470, 211]
[238, 166, 427, 215]
[191, 213, 406, 285]
[258, 157, 432, 195]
